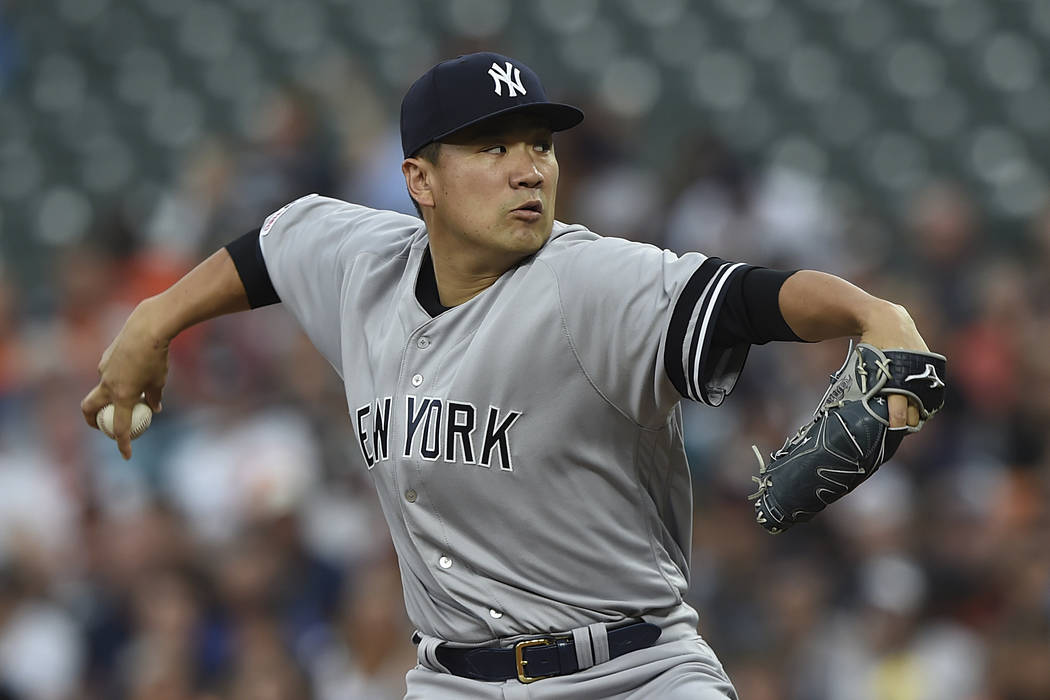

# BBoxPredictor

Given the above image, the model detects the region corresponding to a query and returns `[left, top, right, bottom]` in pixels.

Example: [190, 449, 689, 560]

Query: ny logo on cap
[488, 61, 527, 97]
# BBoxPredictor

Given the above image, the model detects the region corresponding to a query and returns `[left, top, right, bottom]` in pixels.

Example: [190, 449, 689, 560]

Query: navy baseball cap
[400, 52, 584, 158]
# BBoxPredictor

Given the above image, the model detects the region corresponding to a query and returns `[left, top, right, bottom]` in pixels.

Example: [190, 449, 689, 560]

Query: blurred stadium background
[0, 0, 1048, 698]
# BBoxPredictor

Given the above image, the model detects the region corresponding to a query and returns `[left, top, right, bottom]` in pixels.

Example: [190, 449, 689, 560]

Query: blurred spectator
[903, 183, 982, 327]
[23, 244, 117, 386]
[221, 85, 340, 246]
[121, 566, 205, 700]
[949, 260, 1029, 419]
[345, 126, 417, 215]
[750, 164, 845, 271]
[0, 567, 83, 700]
[558, 102, 664, 243]
[146, 140, 240, 262]
[78, 501, 195, 697]
[223, 614, 312, 700]
[312, 557, 416, 700]
[826, 463, 917, 560]
[163, 408, 321, 545]
[0, 439, 76, 581]
[797, 556, 986, 700]
[148, 86, 340, 261]
[663, 131, 754, 258]
[688, 495, 776, 661]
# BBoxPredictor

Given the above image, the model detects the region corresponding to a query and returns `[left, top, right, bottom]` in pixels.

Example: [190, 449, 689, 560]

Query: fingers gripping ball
[96, 403, 153, 441]
[748, 342, 946, 534]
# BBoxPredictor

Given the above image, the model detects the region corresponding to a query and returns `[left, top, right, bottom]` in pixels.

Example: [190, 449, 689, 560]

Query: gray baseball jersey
[258, 194, 751, 646]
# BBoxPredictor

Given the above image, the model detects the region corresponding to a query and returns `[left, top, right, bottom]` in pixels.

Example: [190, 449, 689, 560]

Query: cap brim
[430, 102, 584, 146]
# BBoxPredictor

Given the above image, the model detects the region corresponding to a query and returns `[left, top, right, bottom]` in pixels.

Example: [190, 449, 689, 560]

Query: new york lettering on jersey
[354, 395, 521, 470]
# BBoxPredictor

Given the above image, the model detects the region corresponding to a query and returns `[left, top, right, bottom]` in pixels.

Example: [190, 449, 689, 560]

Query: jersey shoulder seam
[335, 236, 414, 281]
[537, 257, 665, 432]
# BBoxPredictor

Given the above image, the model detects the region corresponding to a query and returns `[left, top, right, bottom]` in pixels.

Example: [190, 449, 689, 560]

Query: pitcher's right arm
[80, 243, 261, 459]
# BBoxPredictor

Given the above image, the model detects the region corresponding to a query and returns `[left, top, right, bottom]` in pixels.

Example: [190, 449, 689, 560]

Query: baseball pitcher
[82, 53, 945, 699]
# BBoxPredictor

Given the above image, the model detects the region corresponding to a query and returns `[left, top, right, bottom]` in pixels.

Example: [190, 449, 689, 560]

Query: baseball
[95, 402, 153, 441]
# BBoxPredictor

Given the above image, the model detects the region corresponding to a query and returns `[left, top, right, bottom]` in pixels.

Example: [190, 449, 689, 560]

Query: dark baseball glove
[748, 342, 946, 534]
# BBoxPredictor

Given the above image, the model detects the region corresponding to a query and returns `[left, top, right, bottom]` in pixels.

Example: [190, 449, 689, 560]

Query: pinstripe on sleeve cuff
[665, 258, 753, 406]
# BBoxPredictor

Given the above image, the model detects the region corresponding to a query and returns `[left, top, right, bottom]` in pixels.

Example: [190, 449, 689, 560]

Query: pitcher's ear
[403, 157, 436, 210]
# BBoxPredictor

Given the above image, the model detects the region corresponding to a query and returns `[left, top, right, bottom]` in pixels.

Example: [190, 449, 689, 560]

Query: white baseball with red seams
[95, 402, 152, 440]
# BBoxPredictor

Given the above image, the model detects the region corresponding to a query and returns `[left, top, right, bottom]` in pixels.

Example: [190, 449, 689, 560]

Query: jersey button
[411, 373, 424, 387]
[405, 489, 417, 503]
[417, 337, 431, 349]
[489, 609, 503, 619]
[438, 555, 453, 569]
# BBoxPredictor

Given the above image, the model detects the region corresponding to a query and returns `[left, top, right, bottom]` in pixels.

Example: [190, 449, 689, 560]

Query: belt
[429, 621, 661, 684]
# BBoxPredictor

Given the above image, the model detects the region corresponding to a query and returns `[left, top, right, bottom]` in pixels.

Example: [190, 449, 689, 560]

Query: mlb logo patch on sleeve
[261, 193, 319, 236]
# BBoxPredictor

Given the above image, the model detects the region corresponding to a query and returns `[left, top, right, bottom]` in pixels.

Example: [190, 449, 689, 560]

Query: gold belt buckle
[514, 638, 556, 684]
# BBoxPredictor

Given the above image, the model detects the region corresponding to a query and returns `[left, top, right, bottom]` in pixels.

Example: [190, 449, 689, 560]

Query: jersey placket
[392, 293, 510, 640]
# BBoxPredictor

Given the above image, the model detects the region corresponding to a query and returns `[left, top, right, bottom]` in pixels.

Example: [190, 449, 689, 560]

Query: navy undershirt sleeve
[712, 267, 804, 347]
[225, 229, 281, 308]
